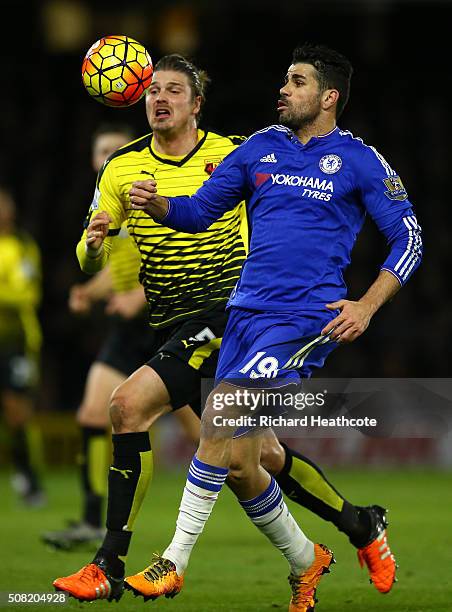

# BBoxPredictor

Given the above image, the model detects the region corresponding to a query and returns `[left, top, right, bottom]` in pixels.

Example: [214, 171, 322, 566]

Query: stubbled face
[0, 190, 15, 231]
[92, 133, 131, 173]
[146, 69, 200, 134]
[278, 63, 323, 130]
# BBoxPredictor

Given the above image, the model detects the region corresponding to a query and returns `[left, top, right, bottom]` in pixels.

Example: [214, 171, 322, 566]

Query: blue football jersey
[162, 125, 422, 313]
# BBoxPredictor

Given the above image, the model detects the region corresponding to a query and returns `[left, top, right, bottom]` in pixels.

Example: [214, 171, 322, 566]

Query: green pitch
[1, 467, 451, 611]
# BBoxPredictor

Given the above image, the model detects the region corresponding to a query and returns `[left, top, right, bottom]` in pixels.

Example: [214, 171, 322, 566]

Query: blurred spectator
[0, 186, 45, 505]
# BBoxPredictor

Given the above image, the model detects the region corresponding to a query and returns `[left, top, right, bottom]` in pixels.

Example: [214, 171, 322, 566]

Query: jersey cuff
[380, 267, 403, 287]
[85, 243, 104, 259]
[159, 199, 171, 223]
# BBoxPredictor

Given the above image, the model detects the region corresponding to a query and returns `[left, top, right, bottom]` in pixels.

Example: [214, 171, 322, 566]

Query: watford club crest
[204, 159, 221, 175]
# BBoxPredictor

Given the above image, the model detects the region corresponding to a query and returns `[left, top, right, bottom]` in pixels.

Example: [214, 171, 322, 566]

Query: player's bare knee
[259, 437, 286, 476]
[110, 382, 168, 433]
[200, 388, 237, 439]
[109, 385, 142, 433]
[200, 398, 218, 434]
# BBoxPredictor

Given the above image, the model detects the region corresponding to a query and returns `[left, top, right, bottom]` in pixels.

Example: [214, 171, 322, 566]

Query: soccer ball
[82, 35, 153, 107]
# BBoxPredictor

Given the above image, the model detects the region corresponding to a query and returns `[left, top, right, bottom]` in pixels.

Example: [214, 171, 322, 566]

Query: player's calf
[109, 366, 171, 433]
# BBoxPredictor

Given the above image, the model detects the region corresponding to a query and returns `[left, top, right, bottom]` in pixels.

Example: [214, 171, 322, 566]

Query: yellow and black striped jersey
[77, 130, 248, 328]
[109, 224, 141, 293]
[0, 231, 42, 354]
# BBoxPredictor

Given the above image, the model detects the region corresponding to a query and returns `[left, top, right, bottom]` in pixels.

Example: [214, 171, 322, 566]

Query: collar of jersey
[149, 129, 208, 166]
[290, 125, 339, 148]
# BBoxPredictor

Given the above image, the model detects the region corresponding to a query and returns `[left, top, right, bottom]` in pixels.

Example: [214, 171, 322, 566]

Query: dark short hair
[292, 44, 353, 118]
[92, 123, 135, 145]
[154, 54, 210, 123]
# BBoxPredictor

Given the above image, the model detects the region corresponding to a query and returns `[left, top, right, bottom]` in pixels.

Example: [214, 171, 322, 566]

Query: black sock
[11, 426, 40, 493]
[80, 426, 108, 528]
[94, 547, 126, 579]
[96, 431, 153, 571]
[347, 506, 373, 548]
[275, 443, 371, 546]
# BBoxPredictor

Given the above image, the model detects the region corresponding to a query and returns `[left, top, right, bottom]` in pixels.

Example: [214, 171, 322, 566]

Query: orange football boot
[288, 543, 335, 612]
[53, 560, 123, 601]
[125, 555, 184, 601]
[357, 505, 397, 593]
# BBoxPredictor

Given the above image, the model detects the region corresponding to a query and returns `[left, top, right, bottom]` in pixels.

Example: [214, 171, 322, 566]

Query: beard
[278, 99, 322, 131]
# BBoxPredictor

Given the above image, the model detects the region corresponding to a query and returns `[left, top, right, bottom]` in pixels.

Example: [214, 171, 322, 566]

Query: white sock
[240, 476, 314, 575]
[163, 455, 228, 575]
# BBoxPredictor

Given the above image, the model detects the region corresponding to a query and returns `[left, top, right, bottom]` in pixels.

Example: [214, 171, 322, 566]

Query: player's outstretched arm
[129, 178, 232, 234]
[322, 270, 400, 343]
[325, 145, 423, 344]
[324, 209, 422, 343]
[129, 145, 248, 233]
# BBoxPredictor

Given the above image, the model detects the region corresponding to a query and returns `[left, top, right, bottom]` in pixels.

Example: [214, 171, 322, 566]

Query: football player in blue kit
[117, 44, 421, 611]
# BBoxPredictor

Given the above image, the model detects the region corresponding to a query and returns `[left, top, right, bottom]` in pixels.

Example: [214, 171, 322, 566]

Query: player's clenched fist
[85, 211, 112, 252]
[129, 179, 169, 219]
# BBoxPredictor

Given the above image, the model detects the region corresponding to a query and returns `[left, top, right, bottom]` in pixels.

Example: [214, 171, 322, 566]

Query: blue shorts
[215, 307, 338, 386]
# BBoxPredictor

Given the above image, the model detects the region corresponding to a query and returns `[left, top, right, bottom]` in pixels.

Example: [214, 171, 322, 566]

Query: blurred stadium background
[0, 1, 451, 609]
[1, 0, 450, 465]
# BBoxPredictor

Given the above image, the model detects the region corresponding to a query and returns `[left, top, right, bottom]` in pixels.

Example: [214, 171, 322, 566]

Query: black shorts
[0, 350, 39, 393]
[97, 306, 229, 415]
[96, 314, 154, 377]
[147, 305, 229, 415]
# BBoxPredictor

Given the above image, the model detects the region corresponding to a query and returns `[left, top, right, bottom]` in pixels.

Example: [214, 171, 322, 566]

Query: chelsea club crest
[319, 154, 342, 174]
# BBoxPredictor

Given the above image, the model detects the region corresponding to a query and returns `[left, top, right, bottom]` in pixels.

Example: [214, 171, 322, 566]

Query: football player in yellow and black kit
[43, 125, 141, 548]
[0, 186, 44, 506]
[44, 125, 200, 550]
[54, 55, 394, 602]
